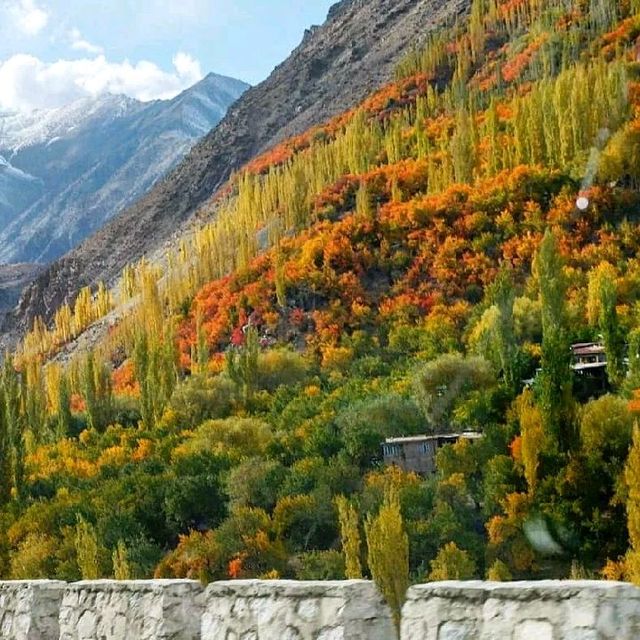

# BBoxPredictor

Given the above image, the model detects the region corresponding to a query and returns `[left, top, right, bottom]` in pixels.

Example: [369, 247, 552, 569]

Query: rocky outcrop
[0, 263, 42, 316]
[1, 0, 470, 347]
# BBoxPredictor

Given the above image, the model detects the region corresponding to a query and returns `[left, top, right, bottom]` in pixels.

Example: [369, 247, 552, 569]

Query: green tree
[81, 352, 113, 433]
[336, 394, 423, 468]
[491, 267, 522, 395]
[133, 328, 175, 429]
[534, 229, 573, 452]
[415, 353, 495, 432]
[590, 263, 625, 387]
[133, 329, 154, 428]
[56, 371, 73, 439]
[0, 381, 11, 506]
[355, 179, 374, 220]
[226, 325, 260, 407]
[3, 359, 24, 502]
[450, 106, 475, 184]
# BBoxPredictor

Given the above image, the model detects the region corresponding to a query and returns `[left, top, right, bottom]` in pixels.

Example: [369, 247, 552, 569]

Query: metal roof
[385, 432, 483, 445]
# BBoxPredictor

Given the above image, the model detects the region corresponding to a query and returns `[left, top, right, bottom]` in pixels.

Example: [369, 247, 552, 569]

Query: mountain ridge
[0, 72, 248, 265]
[1, 0, 469, 345]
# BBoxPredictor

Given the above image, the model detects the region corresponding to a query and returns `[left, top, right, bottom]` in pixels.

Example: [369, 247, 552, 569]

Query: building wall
[1, 579, 640, 639]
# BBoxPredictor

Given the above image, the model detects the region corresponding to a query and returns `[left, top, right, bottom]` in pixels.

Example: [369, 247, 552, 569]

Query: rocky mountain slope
[0, 73, 248, 264]
[1, 0, 469, 342]
[0, 263, 42, 316]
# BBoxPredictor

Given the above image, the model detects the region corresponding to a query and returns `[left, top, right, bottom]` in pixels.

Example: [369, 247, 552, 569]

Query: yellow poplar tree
[113, 541, 131, 580]
[429, 542, 477, 581]
[335, 495, 362, 579]
[625, 425, 640, 584]
[364, 486, 409, 630]
[75, 516, 100, 580]
[518, 391, 546, 494]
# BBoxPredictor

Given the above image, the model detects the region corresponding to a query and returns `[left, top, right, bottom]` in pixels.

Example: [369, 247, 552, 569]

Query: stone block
[401, 580, 640, 640]
[58, 579, 204, 640]
[201, 580, 395, 640]
[0, 580, 65, 640]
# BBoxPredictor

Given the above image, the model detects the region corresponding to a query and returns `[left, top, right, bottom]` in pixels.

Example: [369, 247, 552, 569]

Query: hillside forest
[2, 0, 640, 621]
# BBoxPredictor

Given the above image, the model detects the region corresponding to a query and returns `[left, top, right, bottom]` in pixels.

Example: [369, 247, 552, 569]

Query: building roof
[571, 342, 606, 356]
[385, 432, 483, 445]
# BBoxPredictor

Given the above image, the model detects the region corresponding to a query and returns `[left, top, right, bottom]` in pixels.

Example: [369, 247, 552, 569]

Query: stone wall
[201, 580, 395, 640]
[58, 580, 203, 640]
[0, 580, 64, 640]
[401, 580, 640, 640]
[0, 579, 393, 639]
[1, 578, 640, 640]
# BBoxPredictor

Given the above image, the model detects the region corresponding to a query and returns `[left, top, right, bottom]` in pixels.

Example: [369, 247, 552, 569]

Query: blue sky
[0, 0, 336, 111]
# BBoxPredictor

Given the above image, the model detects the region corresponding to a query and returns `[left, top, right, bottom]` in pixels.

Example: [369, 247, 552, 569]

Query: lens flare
[576, 196, 589, 210]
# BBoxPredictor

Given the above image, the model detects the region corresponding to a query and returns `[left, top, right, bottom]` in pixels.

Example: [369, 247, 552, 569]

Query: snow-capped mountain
[0, 72, 248, 264]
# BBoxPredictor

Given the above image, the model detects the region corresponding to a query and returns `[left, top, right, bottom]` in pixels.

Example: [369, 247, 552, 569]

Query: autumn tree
[365, 486, 409, 630]
[518, 391, 546, 494]
[625, 426, 640, 585]
[335, 495, 362, 579]
[113, 541, 131, 580]
[75, 516, 100, 580]
[428, 542, 477, 581]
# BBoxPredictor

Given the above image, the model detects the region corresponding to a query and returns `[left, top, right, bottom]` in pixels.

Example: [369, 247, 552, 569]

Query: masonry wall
[0, 578, 640, 640]
[0, 580, 64, 640]
[201, 580, 395, 639]
[401, 580, 640, 640]
[58, 580, 203, 640]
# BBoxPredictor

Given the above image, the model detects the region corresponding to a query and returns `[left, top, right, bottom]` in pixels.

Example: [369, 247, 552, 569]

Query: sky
[0, 0, 336, 112]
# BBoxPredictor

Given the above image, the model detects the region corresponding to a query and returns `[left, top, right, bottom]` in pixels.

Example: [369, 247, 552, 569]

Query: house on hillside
[382, 432, 483, 476]
[524, 342, 611, 400]
[571, 342, 609, 400]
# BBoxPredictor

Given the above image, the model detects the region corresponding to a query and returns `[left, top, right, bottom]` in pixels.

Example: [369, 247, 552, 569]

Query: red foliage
[112, 360, 140, 398]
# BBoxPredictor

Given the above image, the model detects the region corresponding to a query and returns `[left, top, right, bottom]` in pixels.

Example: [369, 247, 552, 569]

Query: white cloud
[172, 51, 201, 84]
[0, 51, 204, 112]
[6, 0, 48, 35]
[68, 28, 103, 55]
